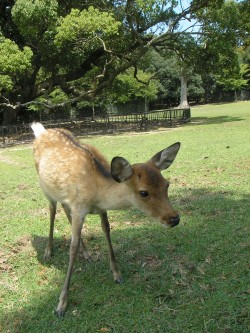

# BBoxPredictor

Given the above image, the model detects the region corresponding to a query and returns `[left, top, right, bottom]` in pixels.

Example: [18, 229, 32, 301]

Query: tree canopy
[0, 0, 249, 123]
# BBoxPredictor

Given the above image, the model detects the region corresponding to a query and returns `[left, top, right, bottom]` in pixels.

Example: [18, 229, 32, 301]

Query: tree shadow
[1, 187, 249, 332]
[190, 115, 245, 126]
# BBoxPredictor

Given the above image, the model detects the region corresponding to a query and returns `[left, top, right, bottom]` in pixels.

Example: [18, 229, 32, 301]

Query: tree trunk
[2, 107, 18, 125]
[144, 96, 149, 113]
[234, 90, 238, 102]
[178, 70, 190, 109]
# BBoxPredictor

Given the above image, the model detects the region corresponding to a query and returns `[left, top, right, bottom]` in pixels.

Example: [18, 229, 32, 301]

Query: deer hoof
[55, 308, 66, 317]
[44, 248, 52, 260]
[114, 274, 123, 284]
[79, 251, 92, 261]
[55, 301, 67, 317]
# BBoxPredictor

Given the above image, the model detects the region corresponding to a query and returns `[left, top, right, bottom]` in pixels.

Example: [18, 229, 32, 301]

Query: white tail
[32, 123, 181, 316]
[31, 122, 46, 138]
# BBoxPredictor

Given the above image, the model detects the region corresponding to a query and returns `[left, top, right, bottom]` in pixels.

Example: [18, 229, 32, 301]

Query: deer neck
[97, 179, 133, 211]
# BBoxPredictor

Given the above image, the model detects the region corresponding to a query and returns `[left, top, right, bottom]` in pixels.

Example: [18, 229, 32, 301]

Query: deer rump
[31, 122, 181, 316]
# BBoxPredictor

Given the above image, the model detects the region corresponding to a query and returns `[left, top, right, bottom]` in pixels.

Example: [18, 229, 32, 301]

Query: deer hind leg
[100, 212, 123, 284]
[56, 212, 84, 317]
[62, 203, 91, 260]
[44, 200, 56, 260]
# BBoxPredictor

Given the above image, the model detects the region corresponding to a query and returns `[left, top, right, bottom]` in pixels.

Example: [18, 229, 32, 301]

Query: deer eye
[139, 191, 149, 198]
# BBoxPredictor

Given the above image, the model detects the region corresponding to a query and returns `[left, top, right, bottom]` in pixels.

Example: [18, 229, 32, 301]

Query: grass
[0, 101, 249, 333]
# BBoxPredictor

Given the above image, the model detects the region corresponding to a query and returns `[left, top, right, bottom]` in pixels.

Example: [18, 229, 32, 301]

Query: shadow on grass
[189, 115, 245, 126]
[1, 188, 250, 333]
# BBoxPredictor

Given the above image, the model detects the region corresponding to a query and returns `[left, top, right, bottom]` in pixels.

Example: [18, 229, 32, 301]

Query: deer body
[32, 123, 181, 316]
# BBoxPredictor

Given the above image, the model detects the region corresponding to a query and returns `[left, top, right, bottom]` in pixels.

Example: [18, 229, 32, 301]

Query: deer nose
[170, 214, 180, 227]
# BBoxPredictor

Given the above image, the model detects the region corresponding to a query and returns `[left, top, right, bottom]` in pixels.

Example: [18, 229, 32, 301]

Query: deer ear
[111, 157, 133, 183]
[150, 142, 181, 171]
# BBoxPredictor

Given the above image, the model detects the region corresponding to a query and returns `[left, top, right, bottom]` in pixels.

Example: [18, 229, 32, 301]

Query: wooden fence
[0, 108, 190, 146]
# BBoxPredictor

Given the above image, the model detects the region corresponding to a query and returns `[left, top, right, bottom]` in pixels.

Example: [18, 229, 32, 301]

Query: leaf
[99, 328, 111, 332]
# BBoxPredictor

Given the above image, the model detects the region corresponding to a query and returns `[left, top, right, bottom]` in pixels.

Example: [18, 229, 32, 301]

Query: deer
[31, 122, 181, 316]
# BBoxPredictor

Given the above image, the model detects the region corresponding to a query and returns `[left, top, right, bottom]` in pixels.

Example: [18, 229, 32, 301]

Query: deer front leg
[100, 212, 123, 284]
[44, 201, 56, 260]
[56, 214, 84, 317]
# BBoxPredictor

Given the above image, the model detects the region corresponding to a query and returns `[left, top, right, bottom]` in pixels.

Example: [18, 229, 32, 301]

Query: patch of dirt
[14, 235, 34, 254]
[0, 236, 35, 274]
[3, 235, 35, 258]
[142, 255, 162, 269]
[0, 249, 19, 292]
[0, 251, 12, 272]
[0, 153, 17, 165]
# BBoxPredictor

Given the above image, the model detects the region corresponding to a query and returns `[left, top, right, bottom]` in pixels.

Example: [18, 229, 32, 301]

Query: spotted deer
[31, 122, 181, 316]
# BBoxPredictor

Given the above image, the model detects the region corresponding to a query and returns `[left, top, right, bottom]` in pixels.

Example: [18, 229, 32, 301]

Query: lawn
[0, 101, 249, 333]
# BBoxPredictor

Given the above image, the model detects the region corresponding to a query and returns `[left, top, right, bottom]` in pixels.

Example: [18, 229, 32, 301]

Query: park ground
[0, 101, 249, 333]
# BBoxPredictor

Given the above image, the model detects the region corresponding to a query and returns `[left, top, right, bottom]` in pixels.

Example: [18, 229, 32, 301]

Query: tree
[140, 48, 205, 107]
[173, 35, 200, 108]
[157, 0, 250, 107]
[235, 0, 250, 46]
[216, 61, 250, 101]
[0, 35, 32, 123]
[0, 0, 227, 124]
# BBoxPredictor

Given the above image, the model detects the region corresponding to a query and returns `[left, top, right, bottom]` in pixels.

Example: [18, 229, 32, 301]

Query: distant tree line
[0, 0, 249, 124]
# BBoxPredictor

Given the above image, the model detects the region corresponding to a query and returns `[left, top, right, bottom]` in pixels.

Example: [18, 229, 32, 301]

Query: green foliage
[56, 7, 120, 46]
[136, 0, 170, 11]
[12, 0, 58, 41]
[216, 63, 250, 91]
[199, 1, 243, 58]
[0, 37, 32, 92]
[130, 0, 177, 27]
[188, 74, 205, 99]
[109, 68, 159, 103]
[27, 88, 70, 112]
[55, 5, 121, 66]
[238, 0, 250, 45]
[140, 48, 206, 103]
[0, 75, 13, 92]
[140, 49, 179, 99]
[49, 88, 69, 104]
[140, 1, 250, 105]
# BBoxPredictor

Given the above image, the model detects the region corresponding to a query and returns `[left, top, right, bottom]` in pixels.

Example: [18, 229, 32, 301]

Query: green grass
[0, 101, 249, 333]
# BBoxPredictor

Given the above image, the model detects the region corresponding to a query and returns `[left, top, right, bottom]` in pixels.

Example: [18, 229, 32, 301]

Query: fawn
[31, 122, 180, 316]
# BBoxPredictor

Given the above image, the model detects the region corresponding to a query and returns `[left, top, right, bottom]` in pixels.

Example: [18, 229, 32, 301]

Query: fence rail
[0, 108, 190, 146]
